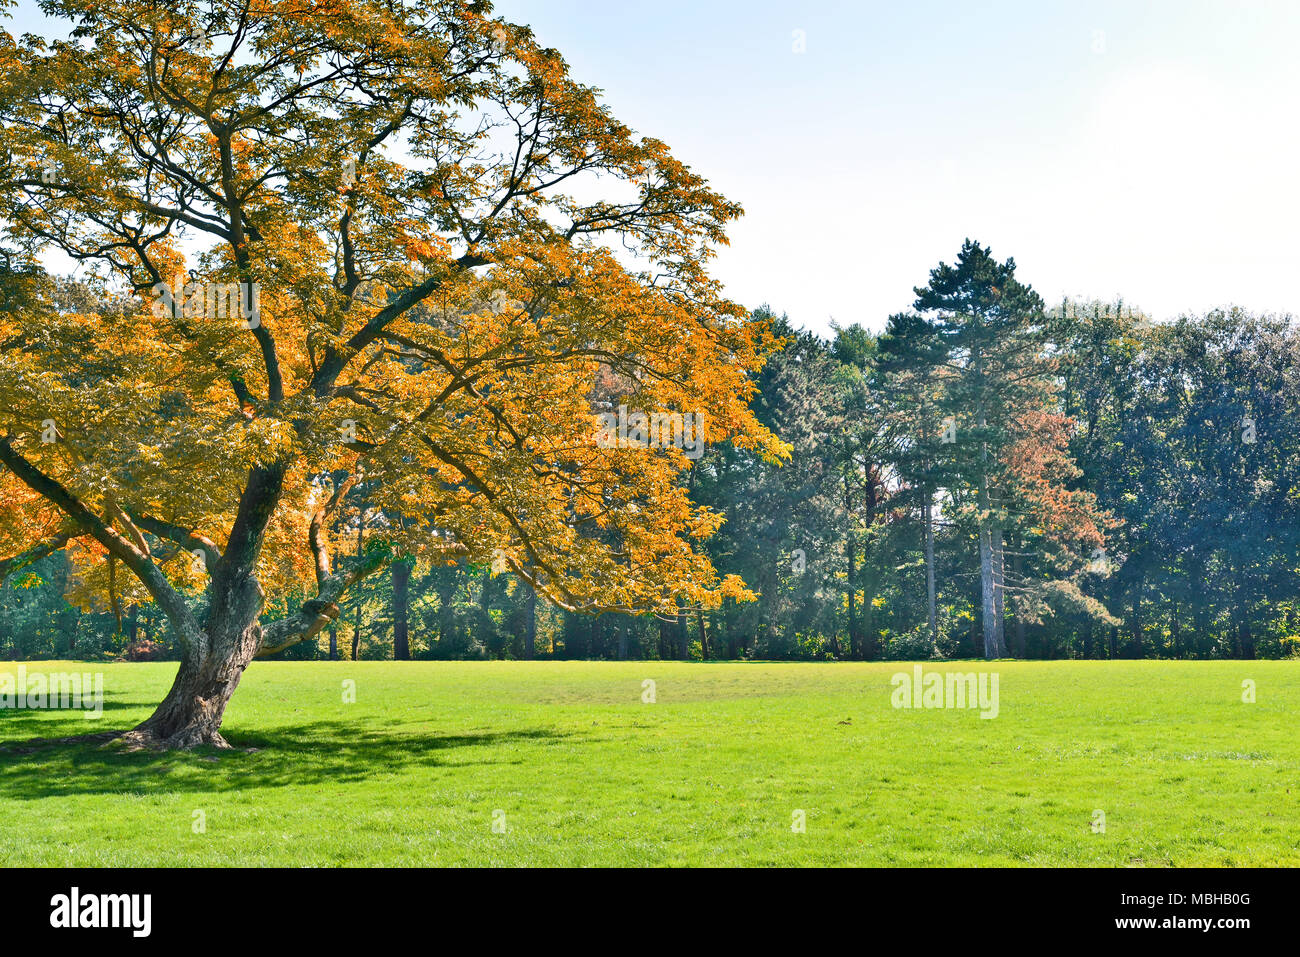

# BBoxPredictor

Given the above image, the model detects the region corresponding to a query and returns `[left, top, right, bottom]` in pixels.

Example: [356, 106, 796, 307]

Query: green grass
[0, 659, 1296, 866]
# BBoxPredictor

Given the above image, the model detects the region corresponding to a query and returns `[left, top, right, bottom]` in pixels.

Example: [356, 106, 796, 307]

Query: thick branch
[308, 253, 486, 398]
[0, 526, 74, 584]
[256, 547, 392, 656]
[130, 513, 223, 571]
[0, 439, 202, 645]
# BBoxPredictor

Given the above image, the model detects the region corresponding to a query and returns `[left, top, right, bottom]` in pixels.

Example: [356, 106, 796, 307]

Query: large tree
[0, 0, 783, 747]
[876, 311, 951, 654]
[913, 241, 1111, 659]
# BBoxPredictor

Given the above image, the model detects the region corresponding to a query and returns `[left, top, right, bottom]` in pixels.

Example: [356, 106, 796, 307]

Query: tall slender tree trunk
[392, 560, 411, 661]
[1129, 577, 1143, 658]
[1234, 584, 1255, 660]
[974, 348, 1004, 661]
[924, 490, 938, 655]
[861, 470, 882, 660]
[1010, 538, 1026, 658]
[351, 517, 364, 660]
[845, 477, 859, 659]
[524, 579, 536, 660]
[992, 529, 1006, 647]
[979, 525, 999, 659]
[976, 485, 1005, 658]
[695, 609, 709, 660]
[328, 624, 338, 661]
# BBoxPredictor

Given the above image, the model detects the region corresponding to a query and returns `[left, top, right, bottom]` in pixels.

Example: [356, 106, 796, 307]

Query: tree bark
[992, 529, 1006, 649]
[845, 477, 859, 659]
[392, 560, 411, 660]
[351, 518, 364, 660]
[121, 568, 267, 749]
[1128, 577, 1143, 658]
[524, 579, 537, 660]
[862, 567, 877, 661]
[978, 526, 1000, 659]
[1234, 584, 1255, 660]
[973, 345, 1004, 661]
[924, 489, 938, 655]
[121, 625, 261, 749]
[1010, 537, 1026, 658]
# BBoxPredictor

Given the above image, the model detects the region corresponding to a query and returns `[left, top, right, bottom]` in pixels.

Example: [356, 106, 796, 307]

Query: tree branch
[129, 513, 223, 572]
[0, 438, 202, 646]
[0, 526, 75, 584]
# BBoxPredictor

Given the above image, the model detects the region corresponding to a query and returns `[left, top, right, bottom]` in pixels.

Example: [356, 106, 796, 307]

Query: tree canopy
[0, 0, 784, 746]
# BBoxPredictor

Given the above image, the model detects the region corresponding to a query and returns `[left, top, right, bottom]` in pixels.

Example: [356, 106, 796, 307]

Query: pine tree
[913, 240, 1055, 659]
[877, 312, 951, 654]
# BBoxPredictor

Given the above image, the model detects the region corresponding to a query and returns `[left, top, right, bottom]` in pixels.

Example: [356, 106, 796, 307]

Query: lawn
[0, 659, 1296, 866]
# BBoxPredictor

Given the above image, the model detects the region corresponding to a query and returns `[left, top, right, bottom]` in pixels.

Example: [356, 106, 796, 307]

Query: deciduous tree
[0, 0, 782, 747]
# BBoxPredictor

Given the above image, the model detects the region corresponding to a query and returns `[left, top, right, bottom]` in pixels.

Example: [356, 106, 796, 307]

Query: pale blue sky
[8, 1, 1300, 333]
[494, 0, 1300, 332]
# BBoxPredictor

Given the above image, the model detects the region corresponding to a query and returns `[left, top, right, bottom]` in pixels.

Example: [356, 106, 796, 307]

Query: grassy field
[0, 659, 1296, 866]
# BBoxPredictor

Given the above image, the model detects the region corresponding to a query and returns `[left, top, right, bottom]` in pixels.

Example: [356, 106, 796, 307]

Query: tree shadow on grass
[0, 690, 151, 743]
[0, 720, 574, 800]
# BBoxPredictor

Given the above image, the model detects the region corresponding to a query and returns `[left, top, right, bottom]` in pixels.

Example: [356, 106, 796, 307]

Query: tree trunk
[695, 609, 709, 660]
[1010, 538, 1026, 658]
[122, 572, 265, 750]
[974, 346, 1004, 660]
[978, 525, 1001, 659]
[351, 517, 364, 660]
[524, 580, 536, 660]
[1234, 585, 1255, 660]
[845, 477, 859, 659]
[924, 490, 938, 655]
[392, 560, 411, 661]
[992, 528, 1006, 649]
[123, 629, 260, 749]
[861, 470, 882, 661]
[862, 567, 877, 661]
[1128, 577, 1143, 658]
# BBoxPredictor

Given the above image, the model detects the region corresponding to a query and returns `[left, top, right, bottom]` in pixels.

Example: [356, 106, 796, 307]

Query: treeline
[4, 241, 1299, 661]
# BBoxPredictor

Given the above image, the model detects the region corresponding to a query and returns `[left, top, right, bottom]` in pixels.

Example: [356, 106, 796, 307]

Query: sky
[7, 0, 1300, 336]
[491, 0, 1300, 334]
